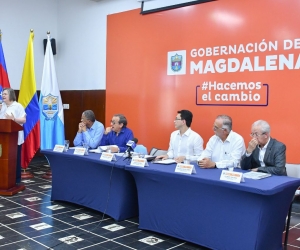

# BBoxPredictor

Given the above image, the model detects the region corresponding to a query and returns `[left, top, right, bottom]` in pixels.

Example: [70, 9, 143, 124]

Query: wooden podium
[0, 120, 25, 195]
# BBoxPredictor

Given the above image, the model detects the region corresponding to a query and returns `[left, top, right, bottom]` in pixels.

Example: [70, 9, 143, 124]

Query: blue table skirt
[125, 162, 300, 250]
[42, 149, 138, 221]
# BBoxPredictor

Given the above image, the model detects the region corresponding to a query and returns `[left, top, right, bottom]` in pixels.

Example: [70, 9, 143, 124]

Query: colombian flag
[18, 31, 40, 168]
[0, 35, 10, 96]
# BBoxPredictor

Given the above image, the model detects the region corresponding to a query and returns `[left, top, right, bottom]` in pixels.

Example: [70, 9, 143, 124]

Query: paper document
[99, 145, 118, 151]
[90, 146, 122, 154]
[243, 172, 271, 180]
[152, 159, 176, 165]
[89, 148, 101, 153]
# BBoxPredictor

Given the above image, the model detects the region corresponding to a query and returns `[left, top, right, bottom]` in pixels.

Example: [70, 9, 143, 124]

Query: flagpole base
[42, 170, 52, 179]
[21, 170, 34, 179]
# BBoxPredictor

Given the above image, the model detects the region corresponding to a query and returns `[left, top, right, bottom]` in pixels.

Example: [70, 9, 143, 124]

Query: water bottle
[184, 155, 191, 164]
[83, 143, 89, 155]
[184, 143, 191, 164]
[224, 151, 234, 171]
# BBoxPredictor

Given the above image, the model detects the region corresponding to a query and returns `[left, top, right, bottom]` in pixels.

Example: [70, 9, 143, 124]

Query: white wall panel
[0, 0, 140, 90]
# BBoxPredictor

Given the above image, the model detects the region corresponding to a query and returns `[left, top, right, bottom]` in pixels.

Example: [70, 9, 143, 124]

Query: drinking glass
[225, 160, 234, 171]
[64, 140, 69, 152]
[138, 153, 145, 158]
[106, 146, 111, 153]
[83, 143, 89, 155]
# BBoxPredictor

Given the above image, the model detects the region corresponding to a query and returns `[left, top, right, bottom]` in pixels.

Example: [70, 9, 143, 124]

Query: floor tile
[0, 155, 299, 250]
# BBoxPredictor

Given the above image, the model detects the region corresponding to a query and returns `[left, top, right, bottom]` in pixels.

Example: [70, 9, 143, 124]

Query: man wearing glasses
[241, 120, 286, 175]
[197, 115, 245, 168]
[156, 110, 203, 163]
[100, 114, 134, 153]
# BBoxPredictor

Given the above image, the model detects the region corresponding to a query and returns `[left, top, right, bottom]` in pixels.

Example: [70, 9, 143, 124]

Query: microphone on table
[124, 138, 138, 159]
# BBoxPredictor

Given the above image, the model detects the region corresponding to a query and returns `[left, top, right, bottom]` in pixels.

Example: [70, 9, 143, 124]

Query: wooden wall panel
[61, 90, 106, 146]
[15, 90, 106, 147]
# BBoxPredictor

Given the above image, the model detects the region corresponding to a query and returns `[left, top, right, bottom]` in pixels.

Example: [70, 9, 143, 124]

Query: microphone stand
[123, 150, 133, 161]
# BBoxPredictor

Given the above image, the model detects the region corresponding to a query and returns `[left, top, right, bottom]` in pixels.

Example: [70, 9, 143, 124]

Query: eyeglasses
[110, 120, 118, 125]
[250, 132, 265, 137]
[174, 118, 183, 121]
[213, 126, 224, 131]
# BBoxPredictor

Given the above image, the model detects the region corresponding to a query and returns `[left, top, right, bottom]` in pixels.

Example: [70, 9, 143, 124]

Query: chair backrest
[134, 144, 148, 155]
[149, 147, 168, 156]
[286, 163, 300, 178]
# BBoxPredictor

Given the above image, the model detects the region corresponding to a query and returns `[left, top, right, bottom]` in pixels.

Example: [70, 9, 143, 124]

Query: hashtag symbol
[202, 82, 208, 90]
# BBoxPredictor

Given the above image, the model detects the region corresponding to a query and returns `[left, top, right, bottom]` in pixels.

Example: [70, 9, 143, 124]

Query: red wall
[106, 0, 300, 163]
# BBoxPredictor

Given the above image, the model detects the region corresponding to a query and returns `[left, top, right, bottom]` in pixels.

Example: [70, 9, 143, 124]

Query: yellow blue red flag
[18, 31, 40, 168]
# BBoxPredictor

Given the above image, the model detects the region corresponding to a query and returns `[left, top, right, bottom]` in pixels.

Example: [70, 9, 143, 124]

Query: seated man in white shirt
[156, 110, 203, 163]
[197, 115, 245, 169]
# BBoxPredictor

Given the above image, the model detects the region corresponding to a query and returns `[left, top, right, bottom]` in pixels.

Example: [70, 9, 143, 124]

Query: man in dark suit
[241, 120, 286, 176]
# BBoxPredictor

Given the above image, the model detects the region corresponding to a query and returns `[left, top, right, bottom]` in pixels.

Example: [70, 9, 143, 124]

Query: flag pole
[21, 29, 35, 180]
[42, 31, 53, 180]
[20, 28, 39, 180]
[0, 29, 2, 42]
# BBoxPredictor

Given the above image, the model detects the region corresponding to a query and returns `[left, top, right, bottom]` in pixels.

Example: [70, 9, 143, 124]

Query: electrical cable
[48, 153, 126, 249]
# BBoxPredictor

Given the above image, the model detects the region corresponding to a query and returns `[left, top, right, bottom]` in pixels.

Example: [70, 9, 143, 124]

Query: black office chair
[149, 147, 168, 156]
[284, 190, 300, 246]
[284, 164, 300, 246]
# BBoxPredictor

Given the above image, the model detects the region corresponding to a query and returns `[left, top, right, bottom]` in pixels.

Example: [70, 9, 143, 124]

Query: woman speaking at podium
[0, 88, 26, 184]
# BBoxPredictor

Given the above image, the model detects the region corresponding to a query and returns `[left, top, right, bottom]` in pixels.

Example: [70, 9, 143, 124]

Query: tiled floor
[0, 155, 299, 250]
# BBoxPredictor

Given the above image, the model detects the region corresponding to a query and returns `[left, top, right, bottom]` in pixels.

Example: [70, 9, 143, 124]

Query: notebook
[243, 172, 271, 180]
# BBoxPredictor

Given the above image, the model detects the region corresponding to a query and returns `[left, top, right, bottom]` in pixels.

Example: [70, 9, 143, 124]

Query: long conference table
[125, 162, 300, 250]
[42, 149, 138, 221]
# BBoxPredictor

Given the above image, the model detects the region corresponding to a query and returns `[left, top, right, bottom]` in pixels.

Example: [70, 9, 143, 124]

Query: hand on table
[198, 158, 215, 168]
[155, 154, 168, 160]
[108, 146, 119, 153]
[174, 156, 185, 163]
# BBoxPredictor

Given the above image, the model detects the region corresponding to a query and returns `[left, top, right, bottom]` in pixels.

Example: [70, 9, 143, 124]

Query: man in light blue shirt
[73, 110, 104, 149]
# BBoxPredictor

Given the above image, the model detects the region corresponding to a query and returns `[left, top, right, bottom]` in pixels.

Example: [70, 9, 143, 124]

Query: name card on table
[100, 152, 116, 162]
[130, 158, 149, 167]
[175, 163, 196, 175]
[53, 145, 64, 153]
[74, 147, 86, 156]
[220, 170, 244, 183]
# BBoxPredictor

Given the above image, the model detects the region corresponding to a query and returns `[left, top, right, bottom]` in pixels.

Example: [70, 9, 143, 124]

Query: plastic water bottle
[83, 143, 89, 155]
[184, 155, 191, 164]
[184, 142, 191, 164]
